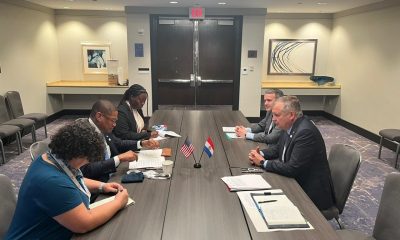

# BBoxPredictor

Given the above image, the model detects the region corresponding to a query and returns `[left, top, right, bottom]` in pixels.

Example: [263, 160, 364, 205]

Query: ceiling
[25, 0, 385, 13]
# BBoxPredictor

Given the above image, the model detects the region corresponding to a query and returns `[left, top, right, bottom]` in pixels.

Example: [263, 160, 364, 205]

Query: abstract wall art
[268, 39, 317, 75]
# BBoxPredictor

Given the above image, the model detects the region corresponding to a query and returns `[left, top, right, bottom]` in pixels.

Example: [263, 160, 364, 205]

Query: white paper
[237, 190, 314, 232]
[221, 174, 271, 191]
[225, 132, 242, 139]
[129, 149, 165, 169]
[89, 195, 135, 209]
[222, 127, 236, 132]
[158, 130, 181, 138]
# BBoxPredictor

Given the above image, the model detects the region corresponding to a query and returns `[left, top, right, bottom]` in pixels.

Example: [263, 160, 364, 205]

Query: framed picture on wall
[82, 43, 111, 74]
[267, 39, 317, 75]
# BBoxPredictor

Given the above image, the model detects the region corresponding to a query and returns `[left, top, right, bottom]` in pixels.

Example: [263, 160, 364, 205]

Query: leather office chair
[29, 140, 50, 161]
[0, 125, 22, 165]
[0, 95, 36, 145]
[322, 144, 362, 229]
[337, 172, 400, 240]
[0, 174, 17, 239]
[5, 91, 48, 138]
[378, 129, 400, 168]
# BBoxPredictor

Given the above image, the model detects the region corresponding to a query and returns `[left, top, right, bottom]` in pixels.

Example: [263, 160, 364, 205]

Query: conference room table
[73, 110, 339, 240]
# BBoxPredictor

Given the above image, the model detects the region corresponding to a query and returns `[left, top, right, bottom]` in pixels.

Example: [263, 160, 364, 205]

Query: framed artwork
[82, 43, 111, 74]
[268, 39, 317, 75]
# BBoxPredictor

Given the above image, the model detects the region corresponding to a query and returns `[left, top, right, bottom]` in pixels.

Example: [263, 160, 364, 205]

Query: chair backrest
[0, 95, 12, 124]
[5, 91, 25, 118]
[328, 144, 361, 214]
[373, 172, 400, 240]
[29, 140, 50, 161]
[0, 174, 17, 239]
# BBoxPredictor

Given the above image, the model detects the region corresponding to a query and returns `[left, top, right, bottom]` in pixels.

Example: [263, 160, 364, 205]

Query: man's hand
[235, 126, 247, 138]
[118, 150, 138, 162]
[248, 147, 265, 166]
[142, 139, 159, 149]
[150, 131, 159, 138]
[102, 182, 123, 193]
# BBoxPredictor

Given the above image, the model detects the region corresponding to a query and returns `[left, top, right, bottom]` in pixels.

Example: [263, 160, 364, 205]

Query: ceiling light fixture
[218, 2, 226, 5]
[317, 2, 328, 5]
[169, 1, 178, 4]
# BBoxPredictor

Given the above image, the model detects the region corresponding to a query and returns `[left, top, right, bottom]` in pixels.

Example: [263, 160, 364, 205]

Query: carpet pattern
[1, 115, 398, 235]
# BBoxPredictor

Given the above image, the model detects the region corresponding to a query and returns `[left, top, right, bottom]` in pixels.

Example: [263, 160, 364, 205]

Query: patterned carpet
[0, 114, 398, 235]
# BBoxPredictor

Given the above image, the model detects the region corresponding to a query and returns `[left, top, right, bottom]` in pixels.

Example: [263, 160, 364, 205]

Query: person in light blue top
[235, 89, 284, 143]
[6, 121, 129, 240]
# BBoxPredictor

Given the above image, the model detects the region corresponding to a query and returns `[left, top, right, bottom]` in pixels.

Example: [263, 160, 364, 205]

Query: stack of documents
[129, 149, 165, 169]
[222, 126, 241, 139]
[221, 174, 271, 191]
[90, 195, 135, 209]
[237, 190, 312, 232]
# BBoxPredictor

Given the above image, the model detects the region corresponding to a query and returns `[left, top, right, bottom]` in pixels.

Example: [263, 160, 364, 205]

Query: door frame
[150, 14, 242, 111]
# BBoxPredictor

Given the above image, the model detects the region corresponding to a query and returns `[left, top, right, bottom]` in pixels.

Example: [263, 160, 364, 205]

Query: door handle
[190, 74, 195, 87]
[196, 76, 202, 86]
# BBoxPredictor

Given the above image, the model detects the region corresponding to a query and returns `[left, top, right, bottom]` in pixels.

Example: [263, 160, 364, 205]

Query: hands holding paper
[249, 147, 265, 166]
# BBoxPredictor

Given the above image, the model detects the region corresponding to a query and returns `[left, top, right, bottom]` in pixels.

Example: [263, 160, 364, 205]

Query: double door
[150, 16, 242, 110]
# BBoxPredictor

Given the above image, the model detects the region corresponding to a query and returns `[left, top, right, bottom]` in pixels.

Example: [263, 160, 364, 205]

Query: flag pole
[198, 149, 205, 165]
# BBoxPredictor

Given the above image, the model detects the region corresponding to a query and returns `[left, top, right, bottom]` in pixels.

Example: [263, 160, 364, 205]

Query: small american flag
[180, 136, 194, 158]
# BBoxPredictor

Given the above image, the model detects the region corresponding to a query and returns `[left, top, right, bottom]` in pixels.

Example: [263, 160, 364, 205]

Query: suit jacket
[80, 120, 140, 183]
[261, 116, 335, 210]
[113, 102, 150, 140]
[250, 111, 282, 144]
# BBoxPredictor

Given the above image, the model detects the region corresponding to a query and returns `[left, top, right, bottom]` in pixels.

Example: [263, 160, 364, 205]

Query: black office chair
[29, 140, 50, 161]
[378, 129, 400, 168]
[322, 144, 361, 229]
[337, 172, 400, 240]
[0, 174, 17, 239]
[0, 125, 22, 165]
[5, 91, 48, 138]
[0, 95, 36, 145]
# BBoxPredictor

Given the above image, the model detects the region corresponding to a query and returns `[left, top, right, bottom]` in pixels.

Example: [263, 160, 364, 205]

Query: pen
[258, 200, 277, 204]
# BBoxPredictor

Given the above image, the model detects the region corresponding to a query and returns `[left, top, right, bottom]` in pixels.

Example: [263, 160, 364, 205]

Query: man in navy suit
[80, 100, 159, 183]
[248, 96, 334, 210]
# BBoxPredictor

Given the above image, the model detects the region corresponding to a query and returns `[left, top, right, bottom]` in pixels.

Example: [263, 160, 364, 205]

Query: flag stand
[194, 151, 204, 168]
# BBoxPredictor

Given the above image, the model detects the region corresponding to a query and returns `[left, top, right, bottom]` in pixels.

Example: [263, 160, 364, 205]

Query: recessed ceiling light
[317, 2, 328, 5]
[169, 1, 178, 4]
[218, 2, 227, 5]
[63, 6, 70, 9]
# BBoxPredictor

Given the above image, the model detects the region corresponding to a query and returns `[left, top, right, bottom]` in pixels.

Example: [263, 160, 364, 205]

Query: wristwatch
[260, 160, 265, 169]
[98, 182, 105, 193]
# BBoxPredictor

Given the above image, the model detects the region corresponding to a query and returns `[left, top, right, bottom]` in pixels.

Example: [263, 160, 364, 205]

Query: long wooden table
[74, 110, 339, 240]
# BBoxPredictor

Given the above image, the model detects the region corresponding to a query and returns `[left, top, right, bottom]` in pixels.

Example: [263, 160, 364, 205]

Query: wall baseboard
[248, 110, 398, 153]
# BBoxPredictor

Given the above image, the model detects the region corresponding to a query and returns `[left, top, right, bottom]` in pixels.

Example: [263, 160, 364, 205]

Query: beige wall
[56, 12, 128, 81]
[326, 6, 400, 134]
[0, 2, 60, 114]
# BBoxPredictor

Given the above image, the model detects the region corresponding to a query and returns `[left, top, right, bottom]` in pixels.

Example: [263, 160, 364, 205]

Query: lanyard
[47, 152, 91, 200]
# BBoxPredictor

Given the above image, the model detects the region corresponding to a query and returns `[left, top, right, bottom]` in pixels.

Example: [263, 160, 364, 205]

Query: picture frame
[82, 43, 111, 74]
[267, 39, 317, 75]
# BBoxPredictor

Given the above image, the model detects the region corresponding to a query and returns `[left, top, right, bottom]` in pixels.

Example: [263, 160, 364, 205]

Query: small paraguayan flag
[203, 137, 215, 158]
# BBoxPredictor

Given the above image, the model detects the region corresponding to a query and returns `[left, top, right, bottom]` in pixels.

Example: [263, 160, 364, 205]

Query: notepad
[253, 194, 309, 229]
[222, 127, 236, 132]
[158, 130, 181, 138]
[89, 195, 135, 209]
[129, 149, 165, 169]
[221, 174, 271, 191]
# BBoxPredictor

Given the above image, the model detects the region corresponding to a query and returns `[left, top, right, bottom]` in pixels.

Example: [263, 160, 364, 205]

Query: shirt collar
[88, 117, 102, 134]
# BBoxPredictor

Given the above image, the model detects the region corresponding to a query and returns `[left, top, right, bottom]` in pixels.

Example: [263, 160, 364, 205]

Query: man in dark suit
[248, 96, 334, 210]
[80, 100, 159, 183]
[235, 89, 283, 144]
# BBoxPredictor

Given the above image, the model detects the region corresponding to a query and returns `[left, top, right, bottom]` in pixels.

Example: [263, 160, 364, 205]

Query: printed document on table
[90, 196, 135, 209]
[158, 130, 181, 138]
[129, 149, 165, 169]
[222, 127, 236, 132]
[225, 132, 242, 139]
[221, 174, 271, 191]
[237, 190, 313, 232]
